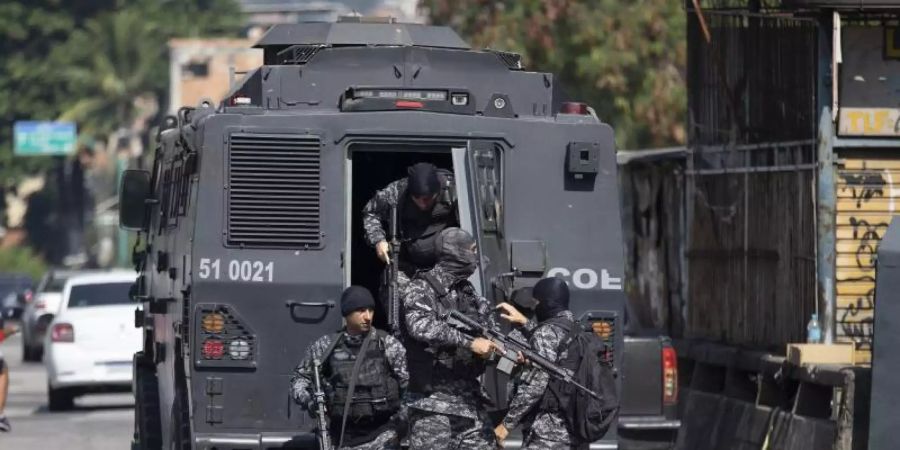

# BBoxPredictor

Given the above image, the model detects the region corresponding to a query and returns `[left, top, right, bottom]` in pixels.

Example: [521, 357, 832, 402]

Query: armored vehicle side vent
[489, 50, 523, 70]
[227, 133, 322, 249]
[274, 44, 325, 65]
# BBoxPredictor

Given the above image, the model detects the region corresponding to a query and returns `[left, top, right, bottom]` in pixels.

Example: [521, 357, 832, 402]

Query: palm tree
[56, 8, 163, 139]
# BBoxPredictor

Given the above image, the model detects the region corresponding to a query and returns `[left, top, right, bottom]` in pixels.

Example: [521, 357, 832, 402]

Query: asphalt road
[0, 330, 134, 449]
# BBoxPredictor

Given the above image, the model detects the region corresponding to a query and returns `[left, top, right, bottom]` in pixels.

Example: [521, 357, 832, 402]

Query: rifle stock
[311, 359, 334, 450]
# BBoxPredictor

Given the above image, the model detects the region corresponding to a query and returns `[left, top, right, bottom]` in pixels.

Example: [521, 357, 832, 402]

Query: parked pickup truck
[615, 306, 682, 450]
[619, 332, 682, 449]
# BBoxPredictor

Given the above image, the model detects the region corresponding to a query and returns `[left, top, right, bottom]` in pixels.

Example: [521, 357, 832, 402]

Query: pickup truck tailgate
[621, 336, 663, 416]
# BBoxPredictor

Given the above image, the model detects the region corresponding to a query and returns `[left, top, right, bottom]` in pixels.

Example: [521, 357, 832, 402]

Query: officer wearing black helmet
[362, 162, 458, 279]
[290, 286, 408, 449]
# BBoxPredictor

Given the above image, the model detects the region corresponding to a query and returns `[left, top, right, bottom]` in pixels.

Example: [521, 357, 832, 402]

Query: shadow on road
[32, 402, 135, 415]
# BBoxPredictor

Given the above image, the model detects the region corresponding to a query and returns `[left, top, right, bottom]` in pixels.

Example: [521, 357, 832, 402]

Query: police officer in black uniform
[290, 286, 409, 449]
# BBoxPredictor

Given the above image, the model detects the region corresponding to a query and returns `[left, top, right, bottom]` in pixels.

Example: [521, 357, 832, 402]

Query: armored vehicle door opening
[347, 143, 455, 331]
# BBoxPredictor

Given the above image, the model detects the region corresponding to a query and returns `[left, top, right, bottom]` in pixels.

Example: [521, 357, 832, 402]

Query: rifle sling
[320, 332, 344, 364]
[338, 329, 375, 449]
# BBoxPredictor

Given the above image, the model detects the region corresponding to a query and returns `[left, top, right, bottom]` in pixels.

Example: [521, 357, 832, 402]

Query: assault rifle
[385, 205, 402, 336]
[311, 358, 334, 450]
[416, 302, 602, 402]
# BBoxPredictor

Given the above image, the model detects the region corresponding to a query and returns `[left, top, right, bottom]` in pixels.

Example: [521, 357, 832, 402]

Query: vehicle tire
[170, 389, 192, 450]
[134, 355, 163, 450]
[47, 384, 74, 411]
[170, 352, 191, 450]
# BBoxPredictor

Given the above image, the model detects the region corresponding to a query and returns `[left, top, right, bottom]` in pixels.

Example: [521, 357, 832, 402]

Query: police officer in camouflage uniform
[362, 162, 458, 281]
[400, 227, 526, 450]
[495, 277, 581, 450]
[290, 286, 408, 450]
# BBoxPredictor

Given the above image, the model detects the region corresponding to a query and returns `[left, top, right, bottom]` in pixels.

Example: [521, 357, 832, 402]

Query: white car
[21, 270, 89, 361]
[44, 271, 140, 410]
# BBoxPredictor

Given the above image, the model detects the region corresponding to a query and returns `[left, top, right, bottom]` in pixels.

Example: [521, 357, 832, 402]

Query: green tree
[0, 1, 117, 191]
[420, 0, 687, 148]
[55, 9, 163, 138]
[0, 0, 241, 191]
[55, 0, 242, 140]
[0, 0, 241, 263]
[0, 246, 48, 280]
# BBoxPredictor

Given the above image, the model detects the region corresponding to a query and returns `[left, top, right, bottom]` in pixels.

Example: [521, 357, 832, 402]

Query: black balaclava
[407, 162, 441, 197]
[340, 285, 376, 316]
[533, 277, 570, 322]
[511, 287, 538, 320]
[435, 227, 478, 281]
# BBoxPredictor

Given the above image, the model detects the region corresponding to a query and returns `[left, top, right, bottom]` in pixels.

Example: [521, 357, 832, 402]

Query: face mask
[533, 277, 570, 321]
[435, 228, 479, 280]
[439, 246, 478, 280]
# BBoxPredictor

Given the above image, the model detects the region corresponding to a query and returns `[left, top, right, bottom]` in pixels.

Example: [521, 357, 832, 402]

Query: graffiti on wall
[836, 158, 899, 364]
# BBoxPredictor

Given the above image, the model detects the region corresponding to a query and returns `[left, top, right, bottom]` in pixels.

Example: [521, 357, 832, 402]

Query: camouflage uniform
[290, 329, 408, 450]
[400, 265, 499, 450]
[362, 178, 457, 267]
[502, 310, 577, 450]
[361, 178, 406, 248]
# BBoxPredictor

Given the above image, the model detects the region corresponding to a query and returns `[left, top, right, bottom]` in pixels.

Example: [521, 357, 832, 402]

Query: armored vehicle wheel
[170, 351, 192, 450]
[134, 353, 163, 450]
[169, 388, 191, 450]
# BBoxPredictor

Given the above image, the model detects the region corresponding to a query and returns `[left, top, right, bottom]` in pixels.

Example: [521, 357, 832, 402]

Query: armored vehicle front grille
[227, 133, 322, 249]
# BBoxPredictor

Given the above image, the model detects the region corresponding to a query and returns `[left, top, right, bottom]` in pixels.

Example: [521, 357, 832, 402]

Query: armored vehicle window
[177, 159, 190, 216]
[158, 165, 172, 234]
[168, 160, 182, 227]
[156, 158, 183, 232]
[472, 145, 503, 233]
[225, 133, 323, 249]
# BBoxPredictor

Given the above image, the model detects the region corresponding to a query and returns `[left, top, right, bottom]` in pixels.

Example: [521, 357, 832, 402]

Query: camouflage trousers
[407, 408, 495, 450]
[340, 428, 400, 450]
[522, 432, 586, 450]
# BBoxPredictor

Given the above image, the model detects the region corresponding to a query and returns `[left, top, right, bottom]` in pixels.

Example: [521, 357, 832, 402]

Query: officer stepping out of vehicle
[362, 162, 458, 284]
[290, 286, 409, 450]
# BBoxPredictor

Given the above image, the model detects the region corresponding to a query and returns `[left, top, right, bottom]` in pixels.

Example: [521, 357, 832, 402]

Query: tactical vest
[324, 330, 401, 425]
[405, 273, 486, 394]
[398, 171, 458, 268]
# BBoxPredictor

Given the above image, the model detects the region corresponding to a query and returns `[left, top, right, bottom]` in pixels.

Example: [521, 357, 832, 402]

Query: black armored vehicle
[120, 19, 635, 450]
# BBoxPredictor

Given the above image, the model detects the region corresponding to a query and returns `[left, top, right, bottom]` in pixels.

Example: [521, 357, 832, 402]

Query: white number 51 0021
[198, 258, 274, 282]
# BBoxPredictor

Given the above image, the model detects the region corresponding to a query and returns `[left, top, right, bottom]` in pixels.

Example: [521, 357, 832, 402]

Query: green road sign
[14, 121, 77, 156]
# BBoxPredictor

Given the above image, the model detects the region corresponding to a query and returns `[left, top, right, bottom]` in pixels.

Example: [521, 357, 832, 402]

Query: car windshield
[44, 277, 69, 293]
[68, 282, 133, 308]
